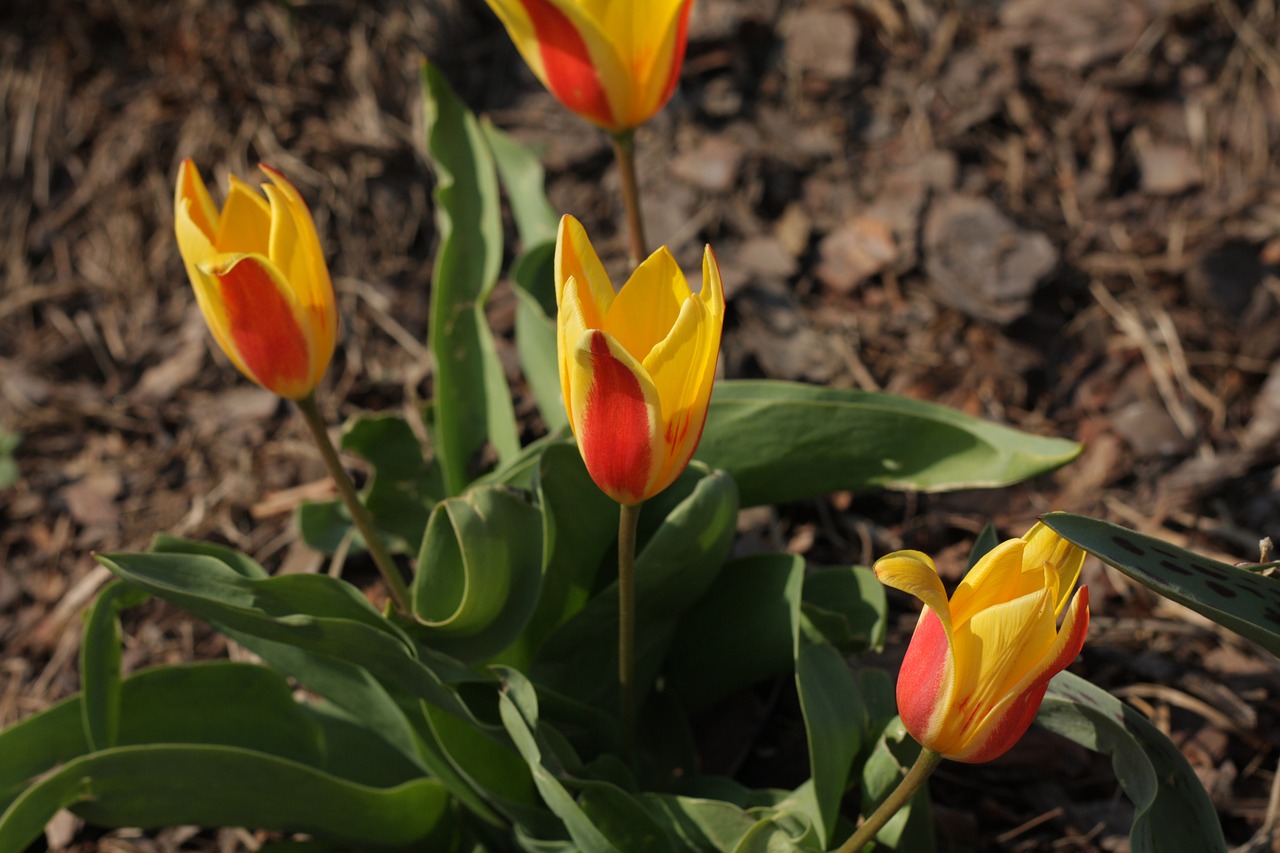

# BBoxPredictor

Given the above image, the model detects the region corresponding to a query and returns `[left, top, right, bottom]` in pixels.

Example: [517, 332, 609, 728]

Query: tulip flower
[483, 0, 695, 133]
[556, 214, 723, 506]
[873, 522, 1089, 763]
[174, 159, 337, 401]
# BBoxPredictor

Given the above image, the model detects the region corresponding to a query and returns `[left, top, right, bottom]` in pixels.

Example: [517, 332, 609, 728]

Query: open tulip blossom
[555, 214, 724, 506]
[482, 0, 695, 133]
[873, 522, 1090, 763]
[174, 159, 337, 401]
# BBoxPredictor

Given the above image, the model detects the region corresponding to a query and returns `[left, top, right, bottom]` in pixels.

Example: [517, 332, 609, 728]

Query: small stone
[669, 135, 745, 193]
[815, 216, 898, 293]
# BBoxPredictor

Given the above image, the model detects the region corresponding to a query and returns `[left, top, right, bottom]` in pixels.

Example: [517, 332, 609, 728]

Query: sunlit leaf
[697, 380, 1081, 506]
[1040, 511, 1280, 657]
[1039, 671, 1226, 853]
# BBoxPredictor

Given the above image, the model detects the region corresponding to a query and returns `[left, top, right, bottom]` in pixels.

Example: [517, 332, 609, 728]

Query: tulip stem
[296, 394, 412, 616]
[617, 501, 643, 762]
[833, 747, 942, 853]
[611, 131, 648, 266]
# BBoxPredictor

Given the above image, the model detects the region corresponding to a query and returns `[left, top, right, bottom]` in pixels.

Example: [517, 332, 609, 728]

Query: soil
[3, 0, 1280, 850]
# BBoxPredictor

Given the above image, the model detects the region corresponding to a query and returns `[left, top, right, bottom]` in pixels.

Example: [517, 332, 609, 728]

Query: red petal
[213, 257, 312, 398]
[518, 0, 615, 128]
[580, 333, 654, 504]
[896, 608, 950, 748]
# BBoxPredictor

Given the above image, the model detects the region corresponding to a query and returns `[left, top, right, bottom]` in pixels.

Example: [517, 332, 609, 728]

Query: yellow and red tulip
[483, 0, 695, 133]
[556, 214, 724, 506]
[873, 522, 1089, 763]
[174, 159, 337, 401]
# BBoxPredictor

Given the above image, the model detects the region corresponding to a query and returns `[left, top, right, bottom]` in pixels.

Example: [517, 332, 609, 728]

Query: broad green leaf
[510, 241, 567, 431]
[1040, 512, 1280, 656]
[0, 745, 453, 853]
[531, 468, 739, 709]
[696, 380, 1081, 506]
[497, 668, 674, 853]
[79, 581, 149, 751]
[0, 663, 325, 813]
[728, 811, 818, 853]
[800, 565, 886, 655]
[641, 795, 757, 853]
[666, 554, 803, 713]
[422, 61, 519, 494]
[795, 641, 863, 844]
[413, 485, 544, 662]
[506, 443, 619, 668]
[299, 412, 443, 555]
[857, 717, 935, 852]
[1039, 671, 1227, 853]
[96, 552, 473, 720]
[0, 428, 18, 489]
[150, 533, 268, 578]
[481, 119, 558, 247]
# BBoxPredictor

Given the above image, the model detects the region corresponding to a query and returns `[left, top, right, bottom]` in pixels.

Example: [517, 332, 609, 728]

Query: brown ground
[3, 0, 1280, 850]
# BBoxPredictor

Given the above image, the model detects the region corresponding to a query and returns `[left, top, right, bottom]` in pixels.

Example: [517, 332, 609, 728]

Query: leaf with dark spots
[1041, 512, 1280, 658]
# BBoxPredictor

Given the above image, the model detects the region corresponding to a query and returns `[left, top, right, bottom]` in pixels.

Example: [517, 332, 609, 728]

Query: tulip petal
[569, 330, 661, 505]
[873, 551, 954, 635]
[1022, 521, 1086, 615]
[896, 607, 956, 752]
[641, 296, 709, 495]
[175, 159, 220, 244]
[951, 586, 1090, 762]
[606, 247, 690, 362]
[500, 0, 617, 128]
[215, 175, 272, 256]
[641, 0, 694, 125]
[205, 254, 313, 400]
[948, 539, 1027, 626]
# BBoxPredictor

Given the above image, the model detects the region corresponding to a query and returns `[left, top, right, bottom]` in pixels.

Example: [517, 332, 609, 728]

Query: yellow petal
[951, 589, 1056, 727]
[948, 539, 1028, 626]
[214, 175, 271, 256]
[605, 246, 690, 362]
[873, 550, 954, 637]
[555, 215, 615, 316]
[641, 296, 709, 495]
[1022, 521, 1085, 615]
[174, 159, 220, 244]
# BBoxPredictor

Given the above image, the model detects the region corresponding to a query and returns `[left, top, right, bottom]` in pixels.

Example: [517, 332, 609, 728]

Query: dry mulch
[3, 0, 1280, 850]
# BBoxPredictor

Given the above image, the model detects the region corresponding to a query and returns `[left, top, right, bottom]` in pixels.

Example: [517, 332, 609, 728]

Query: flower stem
[296, 393, 412, 615]
[617, 501, 643, 761]
[610, 130, 648, 266]
[833, 747, 942, 853]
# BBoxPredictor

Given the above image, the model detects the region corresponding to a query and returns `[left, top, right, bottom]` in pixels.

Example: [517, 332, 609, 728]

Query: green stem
[296, 393, 412, 616]
[610, 130, 648, 266]
[832, 748, 942, 853]
[617, 501, 643, 762]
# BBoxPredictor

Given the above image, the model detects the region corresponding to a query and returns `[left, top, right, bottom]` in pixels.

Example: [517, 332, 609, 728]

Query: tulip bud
[483, 0, 695, 133]
[556, 215, 724, 505]
[874, 522, 1090, 763]
[174, 160, 337, 401]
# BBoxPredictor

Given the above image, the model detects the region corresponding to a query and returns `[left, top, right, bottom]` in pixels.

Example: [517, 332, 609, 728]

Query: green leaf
[641, 795, 757, 853]
[1039, 671, 1227, 853]
[696, 380, 1081, 506]
[341, 412, 442, 554]
[506, 443, 619, 668]
[413, 485, 545, 663]
[795, 641, 864, 844]
[96, 551, 475, 720]
[481, 119, 558, 248]
[531, 468, 739, 709]
[0, 428, 20, 489]
[0, 662, 326, 814]
[497, 668, 675, 853]
[800, 566, 886, 655]
[857, 718, 935, 852]
[422, 61, 519, 494]
[0, 745, 454, 853]
[510, 241, 566, 432]
[79, 581, 149, 751]
[1040, 512, 1280, 657]
[150, 533, 268, 578]
[666, 553, 803, 713]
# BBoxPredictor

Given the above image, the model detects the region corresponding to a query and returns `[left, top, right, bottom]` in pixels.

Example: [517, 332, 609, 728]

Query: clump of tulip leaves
[0, 69, 1237, 853]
